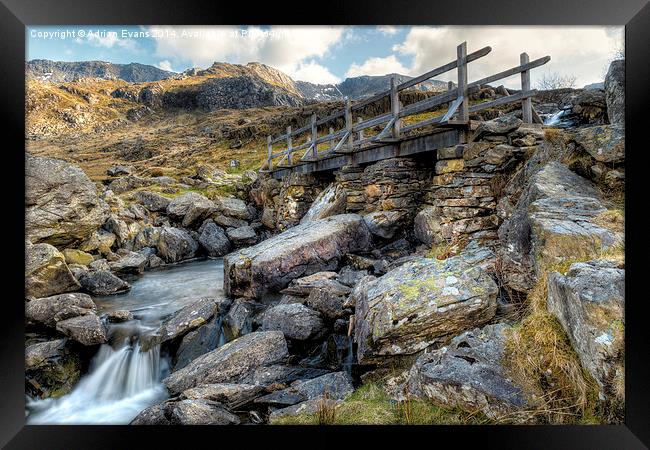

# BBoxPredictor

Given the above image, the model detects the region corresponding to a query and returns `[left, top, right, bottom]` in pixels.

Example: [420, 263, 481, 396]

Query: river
[26, 258, 226, 425]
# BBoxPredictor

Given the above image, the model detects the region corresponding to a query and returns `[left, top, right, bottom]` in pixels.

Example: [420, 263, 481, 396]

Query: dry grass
[504, 271, 601, 424]
[316, 392, 337, 425]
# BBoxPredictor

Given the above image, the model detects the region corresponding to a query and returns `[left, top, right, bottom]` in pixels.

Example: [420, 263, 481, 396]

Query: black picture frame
[2, 0, 648, 447]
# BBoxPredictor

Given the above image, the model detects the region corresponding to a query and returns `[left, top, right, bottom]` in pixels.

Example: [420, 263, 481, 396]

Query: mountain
[26, 60, 176, 83]
[297, 74, 450, 101]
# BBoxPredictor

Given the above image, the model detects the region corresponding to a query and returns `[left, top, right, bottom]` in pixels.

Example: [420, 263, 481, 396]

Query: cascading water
[26, 258, 227, 424]
[544, 109, 567, 126]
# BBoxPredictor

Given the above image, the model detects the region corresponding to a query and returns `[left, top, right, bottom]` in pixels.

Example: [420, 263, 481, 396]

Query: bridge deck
[268, 126, 463, 179]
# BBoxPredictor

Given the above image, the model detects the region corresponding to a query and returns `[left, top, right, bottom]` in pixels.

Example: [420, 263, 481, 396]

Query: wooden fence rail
[263, 41, 550, 171]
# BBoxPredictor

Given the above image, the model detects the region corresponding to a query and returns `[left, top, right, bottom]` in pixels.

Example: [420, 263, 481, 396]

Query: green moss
[271, 383, 492, 425]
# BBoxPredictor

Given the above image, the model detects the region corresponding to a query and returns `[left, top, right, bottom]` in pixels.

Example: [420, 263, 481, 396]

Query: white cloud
[157, 60, 174, 72]
[392, 26, 624, 88]
[345, 55, 409, 78]
[148, 26, 346, 83]
[291, 60, 340, 84]
[377, 26, 398, 36]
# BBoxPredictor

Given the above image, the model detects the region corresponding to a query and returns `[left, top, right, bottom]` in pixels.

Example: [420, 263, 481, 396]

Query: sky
[27, 25, 624, 89]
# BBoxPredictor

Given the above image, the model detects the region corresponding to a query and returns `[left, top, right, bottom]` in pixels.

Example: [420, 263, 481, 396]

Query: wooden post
[390, 75, 401, 138]
[520, 52, 532, 123]
[357, 117, 364, 141]
[267, 135, 273, 171]
[447, 80, 454, 111]
[457, 42, 469, 124]
[286, 126, 293, 166]
[345, 98, 353, 151]
[310, 114, 318, 159]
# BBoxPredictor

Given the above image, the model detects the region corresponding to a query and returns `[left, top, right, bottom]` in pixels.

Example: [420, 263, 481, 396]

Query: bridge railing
[263, 41, 550, 171]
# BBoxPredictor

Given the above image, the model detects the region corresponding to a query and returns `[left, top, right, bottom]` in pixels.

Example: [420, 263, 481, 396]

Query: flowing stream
[26, 258, 226, 425]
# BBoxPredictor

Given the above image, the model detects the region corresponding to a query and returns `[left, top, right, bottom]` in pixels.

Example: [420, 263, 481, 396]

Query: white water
[300, 183, 343, 223]
[544, 109, 566, 126]
[26, 258, 226, 425]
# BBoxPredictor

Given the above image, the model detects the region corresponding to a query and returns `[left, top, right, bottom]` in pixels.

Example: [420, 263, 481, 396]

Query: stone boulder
[62, 249, 94, 266]
[260, 304, 325, 341]
[173, 314, 225, 371]
[163, 331, 289, 395]
[257, 371, 353, 408]
[604, 60, 624, 127]
[156, 298, 218, 345]
[26, 292, 96, 328]
[168, 399, 241, 425]
[157, 227, 199, 263]
[198, 221, 231, 257]
[78, 270, 130, 296]
[226, 225, 257, 246]
[353, 242, 498, 364]
[300, 183, 347, 223]
[108, 251, 147, 275]
[413, 207, 441, 246]
[279, 272, 346, 297]
[25, 155, 110, 246]
[574, 125, 624, 164]
[78, 229, 116, 255]
[216, 196, 253, 220]
[130, 402, 171, 425]
[498, 162, 623, 293]
[25, 339, 81, 399]
[180, 383, 264, 409]
[166, 192, 215, 228]
[305, 288, 349, 320]
[134, 191, 170, 212]
[405, 323, 528, 420]
[25, 243, 80, 299]
[473, 116, 522, 139]
[224, 214, 371, 298]
[241, 365, 330, 386]
[55, 314, 107, 346]
[363, 210, 408, 240]
[547, 260, 624, 404]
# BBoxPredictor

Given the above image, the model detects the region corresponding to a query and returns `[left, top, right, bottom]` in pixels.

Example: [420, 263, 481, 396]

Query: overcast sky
[27, 25, 624, 88]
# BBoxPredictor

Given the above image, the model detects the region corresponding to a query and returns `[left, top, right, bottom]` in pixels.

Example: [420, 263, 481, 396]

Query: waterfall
[27, 339, 169, 424]
[544, 109, 566, 126]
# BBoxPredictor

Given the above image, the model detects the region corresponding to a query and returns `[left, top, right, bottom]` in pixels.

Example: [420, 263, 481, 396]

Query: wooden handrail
[264, 41, 550, 172]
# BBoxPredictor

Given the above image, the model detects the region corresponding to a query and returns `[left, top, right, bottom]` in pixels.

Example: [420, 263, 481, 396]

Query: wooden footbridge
[261, 42, 550, 179]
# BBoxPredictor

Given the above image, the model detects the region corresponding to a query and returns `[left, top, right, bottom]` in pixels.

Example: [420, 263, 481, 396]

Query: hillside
[26, 59, 176, 83]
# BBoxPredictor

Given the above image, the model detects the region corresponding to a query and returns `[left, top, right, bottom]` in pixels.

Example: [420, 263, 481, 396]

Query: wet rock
[226, 225, 257, 246]
[156, 297, 218, 345]
[300, 183, 347, 223]
[180, 383, 264, 409]
[223, 300, 260, 339]
[354, 242, 498, 363]
[108, 251, 147, 275]
[498, 162, 623, 293]
[280, 272, 348, 297]
[26, 292, 96, 328]
[174, 314, 226, 371]
[198, 221, 231, 257]
[25, 339, 81, 399]
[257, 371, 353, 408]
[130, 402, 171, 425]
[156, 227, 199, 263]
[134, 191, 171, 212]
[25, 243, 80, 299]
[547, 260, 624, 404]
[163, 331, 289, 394]
[133, 226, 161, 251]
[405, 323, 528, 419]
[78, 270, 130, 296]
[26, 155, 110, 246]
[169, 399, 240, 425]
[105, 310, 133, 323]
[574, 125, 624, 164]
[363, 210, 407, 240]
[224, 214, 371, 298]
[56, 314, 107, 346]
[260, 304, 325, 341]
[604, 60, 624, 127]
